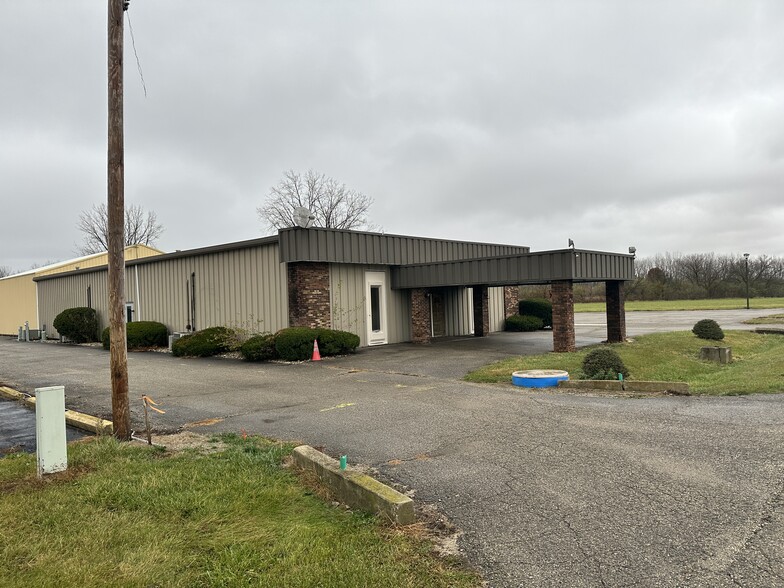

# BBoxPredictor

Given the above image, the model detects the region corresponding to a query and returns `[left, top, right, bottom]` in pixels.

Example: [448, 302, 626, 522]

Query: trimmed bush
[518, 298, 552, 328]
[505, 314, 544, 332]
[240, 333, 278, 362]
[582, 347, 629, 380]
[317, 328, 360, 356]
[692, 319, 724, 341]
[172, 326, 236, 357]
[102, 321, 169, 350]
[53, 307, 99, 343]
[274, 327, 319, 361]
[273, 327, 361, 361]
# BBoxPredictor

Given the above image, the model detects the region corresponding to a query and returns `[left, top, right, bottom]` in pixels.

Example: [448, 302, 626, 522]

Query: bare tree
[258, 169, 375, 231]
[0, 266, 12, 278]
[77, 203, 164, 254]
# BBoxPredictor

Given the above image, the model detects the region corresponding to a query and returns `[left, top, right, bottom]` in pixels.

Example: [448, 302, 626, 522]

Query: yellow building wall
[33, 245, 162, 277]
[0, 245, 163, 335]
[0, 273, 38, 335]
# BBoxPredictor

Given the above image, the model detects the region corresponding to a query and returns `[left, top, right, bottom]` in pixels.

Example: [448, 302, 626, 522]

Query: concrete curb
[755, 327, 784, 335]
[291, 445, 415, 525]
[0, 385, 113, 434]
[557, 380, 689, 394]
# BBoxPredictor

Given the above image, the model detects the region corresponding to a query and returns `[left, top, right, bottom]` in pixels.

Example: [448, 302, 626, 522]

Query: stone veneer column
[551, 281, 575, 352]
[606, 281, 626, 343]
[410, 288, 431, 343]
[287, 262, 331, 328]
[473, 285, 490, 337]
[503, 286, 519, 318]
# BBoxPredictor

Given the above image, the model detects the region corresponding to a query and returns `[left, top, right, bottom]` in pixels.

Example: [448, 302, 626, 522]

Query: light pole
[744, 253, 750, 310]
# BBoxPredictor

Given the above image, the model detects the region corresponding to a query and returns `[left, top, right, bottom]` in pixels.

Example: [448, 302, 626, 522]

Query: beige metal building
[33, 227, 635, 351]
[0, 245, 162, 335]
[34, 232, 517, 346]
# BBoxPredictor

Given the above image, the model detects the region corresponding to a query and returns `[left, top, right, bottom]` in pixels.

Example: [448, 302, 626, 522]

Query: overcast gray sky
[2, 1, 783, 272]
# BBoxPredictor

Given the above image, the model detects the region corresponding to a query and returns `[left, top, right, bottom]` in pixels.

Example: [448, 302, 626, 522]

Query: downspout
[35, 281, 40, 330]
[134, 265, 141, 321]
[429, 292, 434, 337]
[191, 272, 196, 331]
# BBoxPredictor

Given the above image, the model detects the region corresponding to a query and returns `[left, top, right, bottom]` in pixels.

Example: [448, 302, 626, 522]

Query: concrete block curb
[557, 380, 689, 394]
[755, 327, 784, 335]
[292, 445, 415, 526]
[0, 385, 113, 434]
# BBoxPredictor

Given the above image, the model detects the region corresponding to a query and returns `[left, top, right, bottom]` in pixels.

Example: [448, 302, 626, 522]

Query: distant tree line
[521, 253, 784, 302]
[625, 253, 784, 301]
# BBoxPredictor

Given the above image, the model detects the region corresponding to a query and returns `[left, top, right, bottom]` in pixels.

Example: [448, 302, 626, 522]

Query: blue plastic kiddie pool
[512, 370, 569, 388]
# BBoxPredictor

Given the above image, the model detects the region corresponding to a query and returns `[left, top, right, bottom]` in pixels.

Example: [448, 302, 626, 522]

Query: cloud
[2, 0, 783, 271]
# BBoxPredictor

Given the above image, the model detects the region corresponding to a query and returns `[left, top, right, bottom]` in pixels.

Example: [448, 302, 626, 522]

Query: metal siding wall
[38, 271, 111, 338]
[330, 264, 368, 346]
[38, 242, 287, 338]
[279, 228, 529, 264]
[443, 287, 473, 336]
[488, 287, 506, 332]
[329, 264, 410, 346]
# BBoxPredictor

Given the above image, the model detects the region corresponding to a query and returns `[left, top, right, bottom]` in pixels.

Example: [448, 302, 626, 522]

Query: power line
[126, 6, 147, 97]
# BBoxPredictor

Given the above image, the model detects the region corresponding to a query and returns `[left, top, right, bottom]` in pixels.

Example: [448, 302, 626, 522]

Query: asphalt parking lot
[1, 309, 783, 587]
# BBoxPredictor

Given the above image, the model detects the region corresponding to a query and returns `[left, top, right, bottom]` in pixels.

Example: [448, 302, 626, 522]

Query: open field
[0, 435, 478, 588]
[465, 330, 784, 395]
[574, 297, 784, 313]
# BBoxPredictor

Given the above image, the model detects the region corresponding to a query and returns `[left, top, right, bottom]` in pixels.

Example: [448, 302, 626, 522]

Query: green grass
[574, 297, 784, 313]
[0, 436, 479, 588]
[744, 313, 784, 325]
[466, 331, 784, 395]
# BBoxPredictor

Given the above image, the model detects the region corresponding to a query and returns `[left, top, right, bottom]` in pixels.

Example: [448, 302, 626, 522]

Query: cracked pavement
[1, 309, 783, 587]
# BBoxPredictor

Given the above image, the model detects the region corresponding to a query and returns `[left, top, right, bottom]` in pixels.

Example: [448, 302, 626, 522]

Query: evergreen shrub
[518, 298, 552, 328]
[53, 307, 99, 343]
[240, 333, 278, 362]
[171, 326, 236, 357]
[316, 328, 360, 355]
[582, 347, 629, 380]
[505, 314, 544, 332]
[692, 319, 724, 341]
[101, 321, 169, 350]
[274, 327, 361, 361]
[274, 327, 319, 361]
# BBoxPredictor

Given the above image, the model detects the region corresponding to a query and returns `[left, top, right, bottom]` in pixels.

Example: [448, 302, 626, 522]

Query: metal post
[744, 253, 750, 310]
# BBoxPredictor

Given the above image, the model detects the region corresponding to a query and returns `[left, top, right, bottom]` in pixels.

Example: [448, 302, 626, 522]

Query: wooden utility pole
[108, 0, 131, 440]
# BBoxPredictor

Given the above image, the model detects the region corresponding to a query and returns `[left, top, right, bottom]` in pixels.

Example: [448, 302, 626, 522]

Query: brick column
[287, 262, 331, 328]
[551, 281, 575, 352]
[410, 289, 431, 343]
[606, 281, 626, 343]
[473, 285, 490, 337]
[503, 286, 519, 318]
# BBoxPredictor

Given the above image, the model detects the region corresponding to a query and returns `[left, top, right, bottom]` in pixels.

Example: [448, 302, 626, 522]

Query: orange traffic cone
[312, 339, 321, 361]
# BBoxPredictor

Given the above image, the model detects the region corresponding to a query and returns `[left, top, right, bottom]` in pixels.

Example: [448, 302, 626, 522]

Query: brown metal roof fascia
[34, 235, 280, 282]
[390, 249, 635, 289]
[278, 226, 529, 265]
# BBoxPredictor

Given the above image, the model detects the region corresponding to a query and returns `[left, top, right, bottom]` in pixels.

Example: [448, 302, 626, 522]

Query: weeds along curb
[0, 385, 113, 435]
[292, 445, 415, 526]
[556, 380, 689, 394]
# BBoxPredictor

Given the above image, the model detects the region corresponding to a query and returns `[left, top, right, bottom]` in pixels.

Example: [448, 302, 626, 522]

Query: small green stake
[340, 455, 347, 470]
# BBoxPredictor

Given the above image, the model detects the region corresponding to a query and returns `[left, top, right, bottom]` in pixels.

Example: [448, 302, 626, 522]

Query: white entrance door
[365, 271, 388, 346]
